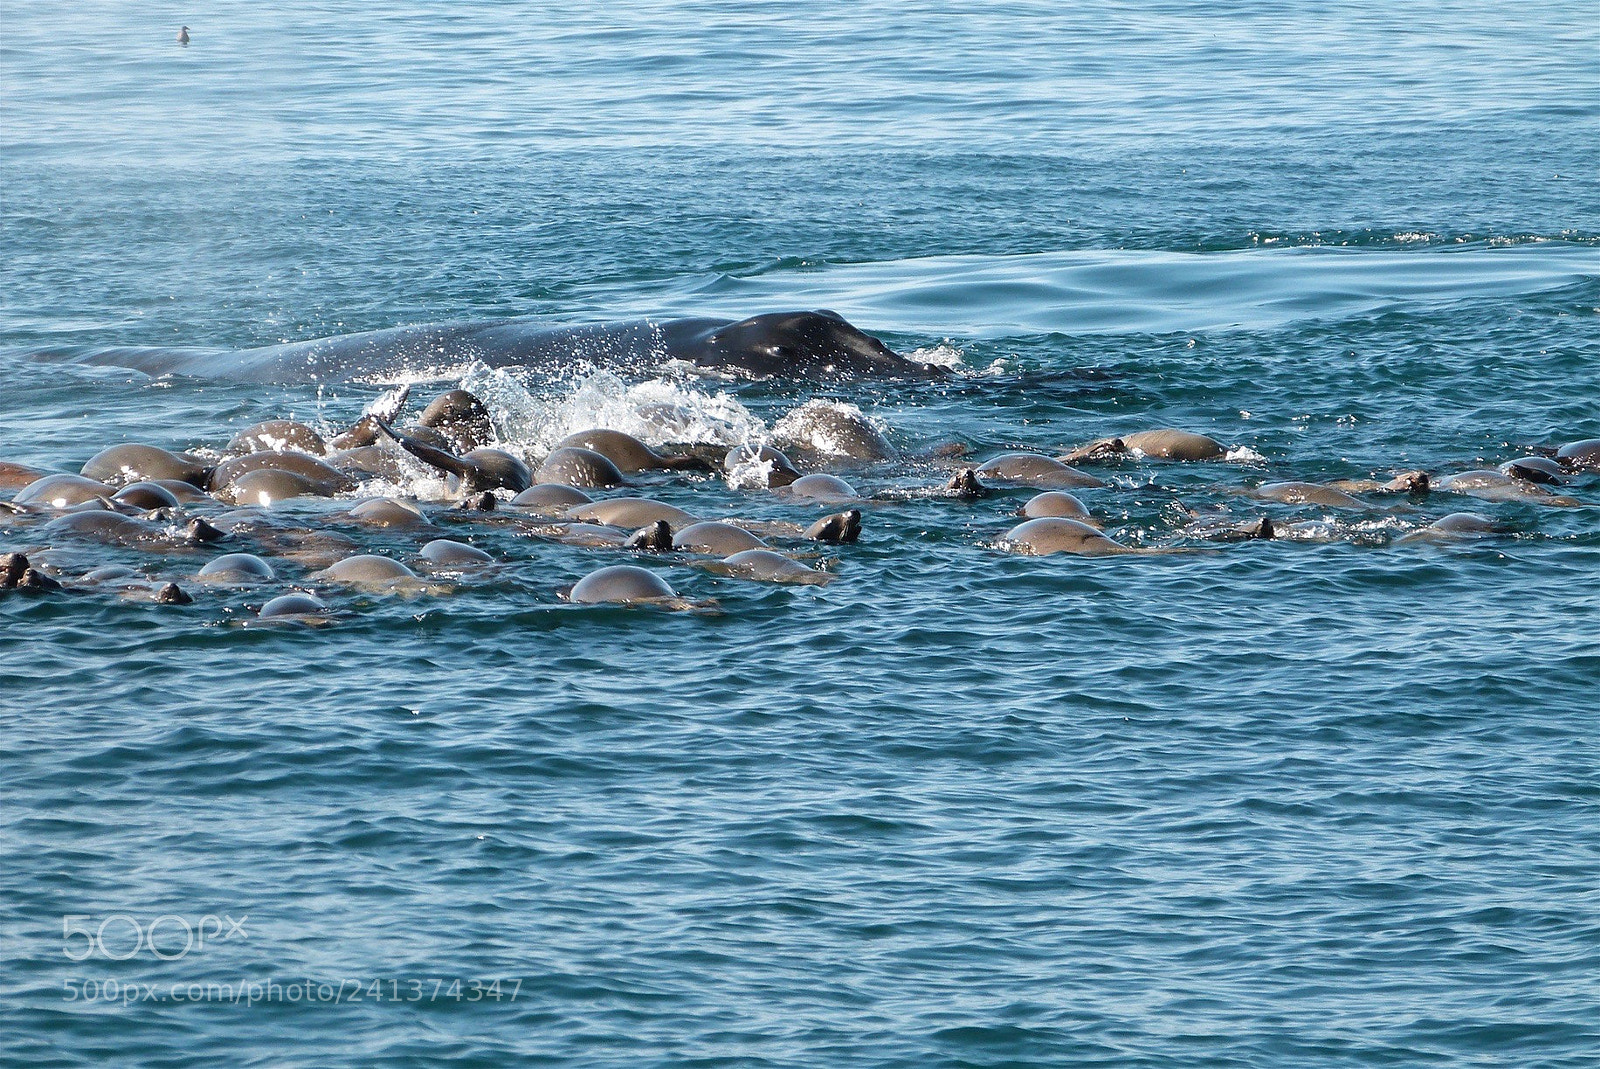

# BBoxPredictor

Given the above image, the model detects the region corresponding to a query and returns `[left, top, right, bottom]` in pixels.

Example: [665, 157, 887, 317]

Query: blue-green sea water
[3, 3, 1599, 1066]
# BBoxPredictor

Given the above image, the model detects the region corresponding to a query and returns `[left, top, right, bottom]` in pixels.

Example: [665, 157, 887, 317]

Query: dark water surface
[3, 2, 1599, 1066]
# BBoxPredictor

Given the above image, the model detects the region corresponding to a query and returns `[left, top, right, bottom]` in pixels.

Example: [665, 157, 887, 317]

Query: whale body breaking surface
[62, 310, 946, 383]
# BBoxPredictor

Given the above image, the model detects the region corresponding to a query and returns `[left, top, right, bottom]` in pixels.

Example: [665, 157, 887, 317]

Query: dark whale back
[675, 310, 927, 378]
[69, 311, 944, 383]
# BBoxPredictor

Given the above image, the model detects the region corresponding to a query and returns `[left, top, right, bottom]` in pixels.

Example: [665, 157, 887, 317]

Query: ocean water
[3, 2, 1599, 1066]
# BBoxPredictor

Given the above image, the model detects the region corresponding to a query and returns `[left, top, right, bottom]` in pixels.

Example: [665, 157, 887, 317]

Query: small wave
[575, 242, 1600, 339]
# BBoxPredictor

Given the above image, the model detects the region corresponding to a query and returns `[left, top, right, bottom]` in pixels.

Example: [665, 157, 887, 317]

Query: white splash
[907, 342, 967, 370]
[458, 365, 765, 457]
[723, 445, 777, 491]
[772, 399, 887, 458]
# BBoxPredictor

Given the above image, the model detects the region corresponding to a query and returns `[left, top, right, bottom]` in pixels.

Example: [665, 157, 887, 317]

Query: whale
[67, 310, 945, 383]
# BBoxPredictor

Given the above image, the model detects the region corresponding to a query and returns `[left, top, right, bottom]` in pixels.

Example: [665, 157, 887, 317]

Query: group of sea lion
[3, 381, 1597, 617]
[0, 387, 880, 616]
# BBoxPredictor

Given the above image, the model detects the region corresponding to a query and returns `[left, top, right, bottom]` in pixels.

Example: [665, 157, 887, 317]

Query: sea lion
[374, 420, 531, 495]
[327, 418, 384, 452]
[326, 385, 414, 450]
[84, 571, 195, 604]
[1500, 457, 1564, 484]
[1062, 429, 1226, 463]
[418, 539, 493, 566]
[111, 482, 182, 510]
[1253, 481, 1369, 509]
[41, 511, 154, 544]
[944, 469, 988, 499]
[555, 429, 714, 473]
[154, 583, 193, 605]
[81, 444, 210, 487]
[566, 497, 695, 528]
[77, 310, 944, 382]
[1, 552, 36, 588]
[185, 517, 228, 544]
[1000, 517, 1132, 556]
[723, 443, 801, 488]
[1556, 438, 1600, 470]
[12, 474, 116, 509]
[525, 521, 640, 548]
[672, 521, 768, 555]
[149, 479, 215, 504]
[42, 510, 218, 549]
[80, 565, 140, 584]
[625, 521, 675, 552]
[0, 553, 61, 592]
[976, 454, 1104, 489]
[567, 564, 678, 605]
[391, 424, 453, 450]
[707, 549, 833, 585]
[1427, 512, 1501, 535]
[1019, 491, 1094, 521]
[197, 553, 275, 583]
[347, 498, 433, 529]
[805, 509, 862, 544]
[781, 474, 859, 504]
[511, 484, 594, 509]
[259, 592, 329, 620]
[204, 508, 278, 536]
[211, 451, 355, 495]
[418, 390, 493, 451]
[15, 567, 63, 592]
[773, 400, 897, 462]
[329, 445, 410, 481]
[800, 508, 864, 544]
[1395, 512, 1503, 544]
[1328, 470, 1431, 494]
[228, 420, 328, 456]
[1184, 515, 1276, 542]
[1, 461, 47, 491]
[1436, 470, 1580, 506]
[319, 554, 419, 586]
[534, 447, 625, 489]
[218, 468, 328, 506]
[333, 418, 454, 454]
